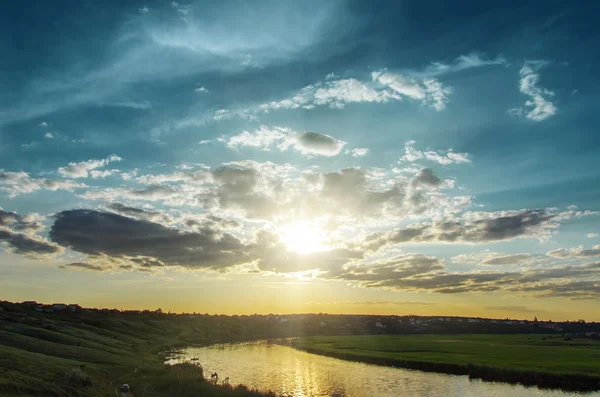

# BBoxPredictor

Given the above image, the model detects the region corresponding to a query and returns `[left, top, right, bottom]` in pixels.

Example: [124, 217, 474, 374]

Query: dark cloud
[293, 131, 345, 156]
[50, 209, 252, 270]
[59, 262, 105, 271]
[361, 209, 558, 251]
[0, 209, 44, 233]
[0, 229, 61, 257]
[106, 202, 172, 223]
[411, 168, 442, 188]
[328, 258, 600, 299]
[0, 209, 60, 257]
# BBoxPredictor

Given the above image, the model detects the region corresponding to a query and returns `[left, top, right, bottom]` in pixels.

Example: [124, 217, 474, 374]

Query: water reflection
[165, 341, 599, 397]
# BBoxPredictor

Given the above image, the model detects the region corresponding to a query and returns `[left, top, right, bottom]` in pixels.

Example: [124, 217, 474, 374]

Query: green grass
[292, 334, 600, 377]
[0, 311, 282, 397]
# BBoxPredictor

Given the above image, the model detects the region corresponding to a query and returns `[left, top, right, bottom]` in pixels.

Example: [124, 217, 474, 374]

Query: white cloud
[213, 109, 232, 121]
[139, 6, 149, 14]
[547, 244, 600, 259]
[0, 170, 85, 197]
[227, 126, 288, 151]
[199, 140, 211, 145]
[400, 141, 470, 165]
[509, 62, 557, 121]
[44, 132, 54, 139]
[419, 53, 508, 77]
[452, 252, 535, 266]
[351, 148, 369, 157]
[39, 121, 48, 127]
[171, 2, 191, 15]
[90, 169, 120, 179]
[313, 79, 399, 108]
[588, 233, 598, 239]
[195, 86, 208, 93]
[372, 71, 452, 111]
[58, 154, 122, 178]
[226, 126, 346, 157]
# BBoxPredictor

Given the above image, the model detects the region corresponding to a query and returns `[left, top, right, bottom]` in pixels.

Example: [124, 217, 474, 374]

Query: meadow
[292, 334, 600, 389]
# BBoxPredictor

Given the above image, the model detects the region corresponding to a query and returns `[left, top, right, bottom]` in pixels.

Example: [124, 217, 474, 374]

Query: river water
[165, 341, 599, 397]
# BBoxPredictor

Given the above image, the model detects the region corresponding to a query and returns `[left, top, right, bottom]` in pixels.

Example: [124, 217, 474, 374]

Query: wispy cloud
[0, 171, 85, 197]
[351, 148, 369, 157]
[372, 71, 452, 111]
[400, 141, 470, 165]
[417, 53, 508, 77]
[509, 61, 557, 121]
[58, 154, 122, 179]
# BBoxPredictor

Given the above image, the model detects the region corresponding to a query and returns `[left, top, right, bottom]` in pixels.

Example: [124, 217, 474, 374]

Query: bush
[63, 368, 92, 387]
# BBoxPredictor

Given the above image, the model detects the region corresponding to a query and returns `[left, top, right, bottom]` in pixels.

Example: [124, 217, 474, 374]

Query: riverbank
[0, 307, 280, 396]
[292, 334, 600, 391]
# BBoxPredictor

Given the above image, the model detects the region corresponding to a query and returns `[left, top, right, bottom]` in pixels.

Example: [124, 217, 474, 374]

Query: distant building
[21, 301, 38, 306]
[52, 303, 67, 311]
[375, 322, 385, 328]
[68, 304, 81, 312]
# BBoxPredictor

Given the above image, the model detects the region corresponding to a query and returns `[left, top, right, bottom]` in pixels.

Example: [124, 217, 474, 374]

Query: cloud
[547, 244, 600, 259]
[44, 132, 54, 139]
[39, 121, 48, 127]
[250, 71, 452, 117]
[326, 254, 444, 282]
[139, 6, 150, 14]
[257, 78, 399, 113]
[400, 141, 471, 165]
[226, 126, 346, 157]
[171, 2, 192, 16]
[329, 256, 600, 299]
[48, 208, 360, 274]
[80, 185, 180, 202]
[58, 154, 122, 178]
[59, 262, 105, 272]
[195, 86, 208, 93]
[483, 306, 538, 313]
[509, 62, 557, 121]
[0, 209, 60, 257]
[360, 209, 575, 251]
[0, 209, 45, 234]
[105, 202, 173, 224]
[0, 170, 85, 197]
[372, 71, 452, 111]
[49, 209, 252, 270]
[351, 148, 369, 157]
[588, 233, 598, 239]
[419, 53, 508, 77]
[452, 252, 535, 266]
[283, 131, 346, 156]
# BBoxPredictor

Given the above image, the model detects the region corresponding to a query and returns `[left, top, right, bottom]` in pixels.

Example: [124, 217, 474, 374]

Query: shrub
[63, 368, 92, 386]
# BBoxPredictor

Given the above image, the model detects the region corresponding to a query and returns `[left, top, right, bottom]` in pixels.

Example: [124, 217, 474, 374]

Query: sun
[279, 221, 328, 254]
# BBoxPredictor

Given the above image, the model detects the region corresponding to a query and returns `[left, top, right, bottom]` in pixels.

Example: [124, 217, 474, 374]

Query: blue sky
[1, 0, 600, 318]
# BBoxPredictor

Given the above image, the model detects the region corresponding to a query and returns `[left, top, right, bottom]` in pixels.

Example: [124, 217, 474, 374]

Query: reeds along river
[165, 341, 600, 397]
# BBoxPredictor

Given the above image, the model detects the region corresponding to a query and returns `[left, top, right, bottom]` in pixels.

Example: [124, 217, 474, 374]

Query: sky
[1, 0, 600, 320]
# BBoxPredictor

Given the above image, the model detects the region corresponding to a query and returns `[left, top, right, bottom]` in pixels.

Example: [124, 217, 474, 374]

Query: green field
[292, 334, 600, 378]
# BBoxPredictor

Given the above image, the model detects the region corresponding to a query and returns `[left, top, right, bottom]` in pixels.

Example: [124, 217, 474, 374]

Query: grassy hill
[0, 304, 278, 397]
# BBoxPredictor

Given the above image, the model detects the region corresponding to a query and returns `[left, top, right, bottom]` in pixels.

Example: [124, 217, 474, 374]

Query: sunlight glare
[279, 221, 328, 254]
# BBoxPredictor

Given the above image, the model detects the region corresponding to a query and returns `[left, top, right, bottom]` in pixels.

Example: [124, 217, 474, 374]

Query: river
[165, 341, 600, 397]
